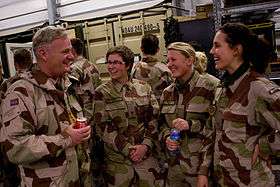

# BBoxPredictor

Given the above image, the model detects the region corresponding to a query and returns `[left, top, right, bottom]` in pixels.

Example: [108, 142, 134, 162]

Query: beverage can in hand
[74, 117, 87, 129]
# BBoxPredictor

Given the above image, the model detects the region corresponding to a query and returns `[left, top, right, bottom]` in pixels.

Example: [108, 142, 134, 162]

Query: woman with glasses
[93, 45, 162, 187]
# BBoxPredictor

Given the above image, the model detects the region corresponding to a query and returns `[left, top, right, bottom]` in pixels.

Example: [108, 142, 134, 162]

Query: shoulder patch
[10, 98, 19, 106]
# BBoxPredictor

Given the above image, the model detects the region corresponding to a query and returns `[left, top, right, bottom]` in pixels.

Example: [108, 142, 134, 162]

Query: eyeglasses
[106, 60, 125, 65]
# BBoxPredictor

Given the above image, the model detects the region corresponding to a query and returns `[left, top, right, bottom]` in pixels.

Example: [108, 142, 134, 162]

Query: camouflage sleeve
[197, 86, 221, 176]
[254, 80, 280, 157]
[158, 93, 171, 146]
[87, 63, 102, 91]
[142, 87, 160, 149]
[1, 92, 72, 165]
[182, 113, 214, 176]
[162, 71, 173, 88]
[197, 116, 215, 176]
[93, 89, 133, 157]
[82, 62, 101, 121]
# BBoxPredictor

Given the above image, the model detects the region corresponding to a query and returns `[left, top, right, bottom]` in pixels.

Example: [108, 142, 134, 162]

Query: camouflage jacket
[93, 78, 159, 165]
[70, 56, 101, 121]
[0, 75, 22, 142]
[0, 68, 80, 187]
[131, 55, 173, 101]
[159, 70, 219, 176]
[209, 69, 279, 186]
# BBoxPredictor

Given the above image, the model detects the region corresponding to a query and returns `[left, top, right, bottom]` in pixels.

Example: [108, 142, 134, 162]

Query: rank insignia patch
[10, 98, 19, 106]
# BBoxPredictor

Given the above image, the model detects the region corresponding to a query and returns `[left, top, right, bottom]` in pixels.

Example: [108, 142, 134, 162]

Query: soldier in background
[14, 48, 33, 73]
[93, 45, 163, 187]
[0, 48, 33, 101]
[198, 22, 280, 187]
[0, 26, 91, 186]
[159, 42, 219, 187]
[132, 33, 172, 101]
[0, 48, 33, 187]
[70, 38, 101, 120]
[69, 38, 102, 186]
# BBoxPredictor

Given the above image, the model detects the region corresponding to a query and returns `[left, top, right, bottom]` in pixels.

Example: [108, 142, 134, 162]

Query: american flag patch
[10, 98, 19, 106]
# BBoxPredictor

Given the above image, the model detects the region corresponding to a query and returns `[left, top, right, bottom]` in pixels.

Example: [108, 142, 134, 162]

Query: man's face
[42, 37, 74, 78]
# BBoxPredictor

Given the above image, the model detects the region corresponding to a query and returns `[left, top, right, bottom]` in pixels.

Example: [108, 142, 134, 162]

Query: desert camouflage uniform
[69, 56, 102, 187]
[132, 55, 173, 101]
[0, 75, 22, 187]
[69, 56, 101, 120]
[93, 78, 163, 187]
[159, 70, 219, 187]
[207, 69, 280, 187]
[0, 67, 80, 187]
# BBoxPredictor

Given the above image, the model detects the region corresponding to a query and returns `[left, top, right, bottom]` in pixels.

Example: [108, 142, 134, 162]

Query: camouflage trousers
[167, 164, 197, 187]
[167, 154, 205, 187]
[213, 162, 275, 187]
[104, 156, 164, 187]
[76, 144, 92, 187]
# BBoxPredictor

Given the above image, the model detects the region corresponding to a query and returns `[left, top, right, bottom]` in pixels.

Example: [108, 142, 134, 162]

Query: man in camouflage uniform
[159, 42, 219, 187]
[69, 38, 102, 187]
[93, 45, 163, 187]
[0, 48, 33, 187]
[131, 33, 172, 101]
[0, 26, 91, 187]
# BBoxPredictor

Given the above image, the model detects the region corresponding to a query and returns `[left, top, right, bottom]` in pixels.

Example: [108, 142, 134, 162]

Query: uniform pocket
[105, 100, 127, 128]
[160, 104, 177, 128]
[135, 98, 153, 124]
[36, 105, 57, 134]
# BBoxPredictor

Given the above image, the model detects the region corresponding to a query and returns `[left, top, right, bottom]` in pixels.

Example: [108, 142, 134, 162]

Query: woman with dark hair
[93, 45, 162, 186]
[198, 23, 280, 187]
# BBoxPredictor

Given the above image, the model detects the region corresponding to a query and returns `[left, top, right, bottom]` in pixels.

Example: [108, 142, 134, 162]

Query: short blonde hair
[167, 42, 196, 60]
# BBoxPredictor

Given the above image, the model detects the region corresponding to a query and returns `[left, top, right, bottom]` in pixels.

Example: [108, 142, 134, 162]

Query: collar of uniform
[175, 70, 199, 92]
[21, 66, 60, 91]
[142, 55, 158, 64]
[189, 70, 200, 90]
[111, 78, 133, 92]
[222, 62, 250, 87]
[60, 74, 72, 91]
[227, 68, 250, 93]
[70, 55, 84, 65]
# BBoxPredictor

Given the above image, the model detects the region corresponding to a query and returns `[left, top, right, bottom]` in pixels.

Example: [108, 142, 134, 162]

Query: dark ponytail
[250, 37, 274, 74]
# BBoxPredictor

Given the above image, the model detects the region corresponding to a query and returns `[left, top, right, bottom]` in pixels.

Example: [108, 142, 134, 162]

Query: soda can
[74, 117, 87, 129]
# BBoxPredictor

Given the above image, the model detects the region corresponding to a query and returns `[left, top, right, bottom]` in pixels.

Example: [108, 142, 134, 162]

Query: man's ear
[37, 46, 48, 61]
